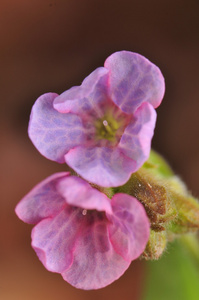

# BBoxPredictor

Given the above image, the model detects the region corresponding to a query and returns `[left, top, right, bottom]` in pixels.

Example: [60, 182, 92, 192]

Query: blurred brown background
[1, 0, 199, 299]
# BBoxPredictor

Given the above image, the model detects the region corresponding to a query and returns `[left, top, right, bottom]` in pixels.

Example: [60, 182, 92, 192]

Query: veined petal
[15, 172, 69, 224]
[104, 51, 165, 114]
[31, 206, 82, 273]
[107, 193, 150, 262]
[28, 93, 86, 163]
[118, 102, 157, 170]
[57, 176, 112, 214]
[53, 67, 109, 118]
[65, 146, 137, 187]
[62, 218, 130, 290]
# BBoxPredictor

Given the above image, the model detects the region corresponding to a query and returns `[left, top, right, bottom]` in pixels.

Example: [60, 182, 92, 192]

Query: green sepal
[167, 188, 199, 235]
[141, 230, 167, 260]
[143, 150, 174, 178]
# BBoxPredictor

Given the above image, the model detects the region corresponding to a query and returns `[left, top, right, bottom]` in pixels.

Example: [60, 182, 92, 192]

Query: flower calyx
[115, 150, 199, 260]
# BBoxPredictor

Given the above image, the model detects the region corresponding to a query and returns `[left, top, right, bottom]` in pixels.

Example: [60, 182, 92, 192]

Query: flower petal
[31, 206, 81, 273]
[62, 217, 130, 290]
[104, 51, 165, 114]
[107, 193, 150, 262]
[65, 146, 137, 187]
[53, 67, 109, 118]
[118, 102, 157, 170]
[15, 172, 69, 224]
[28, 93, 86, 163]
[57, 176, 112, 214]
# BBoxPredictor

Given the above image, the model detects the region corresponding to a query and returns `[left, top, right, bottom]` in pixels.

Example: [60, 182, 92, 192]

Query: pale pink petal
[53, 67, 109, 118]
[28, 93, 86, 163]
[57, 176, 112, 214]
[104, 51, 165, 114]
[107, 193, 150, 262]
[15, 173, 69, 224]
[31, 206, 81, 273]
[62, 217, 130, 290]
[118, 102, 157, 170]
[65, 146, 137, 187]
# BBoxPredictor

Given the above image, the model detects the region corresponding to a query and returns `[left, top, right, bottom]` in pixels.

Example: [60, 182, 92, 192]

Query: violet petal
[65, 146, 137, 187]
[119, 102, 157, 170]
[104, 50, 165, 114]
[57, 175, 112, 214]
[107, 193, 150, 262]
[28, 93, 86, 163]
[15, 172, 69, 224]
[62, 218, 130, 290]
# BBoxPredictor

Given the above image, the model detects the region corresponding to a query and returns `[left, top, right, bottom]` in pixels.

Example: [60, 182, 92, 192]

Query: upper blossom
[15, 173, 150, 290]
[28, 51, 165, 187]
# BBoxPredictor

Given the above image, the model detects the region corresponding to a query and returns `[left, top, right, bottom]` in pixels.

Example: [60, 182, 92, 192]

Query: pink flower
[15, 173, 150, 290]
[28, 51, 165, 187]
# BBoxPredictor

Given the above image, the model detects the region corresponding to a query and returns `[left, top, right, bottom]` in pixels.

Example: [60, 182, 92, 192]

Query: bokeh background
[1, 0, 199, 299]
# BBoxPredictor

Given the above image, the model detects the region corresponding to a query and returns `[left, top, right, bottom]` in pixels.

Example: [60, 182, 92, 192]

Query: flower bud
[116, 150, 199, 259]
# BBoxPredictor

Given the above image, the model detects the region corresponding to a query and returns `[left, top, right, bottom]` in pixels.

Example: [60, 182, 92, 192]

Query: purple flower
[15, 173, 150, 290]
[28, 51, 165, 187]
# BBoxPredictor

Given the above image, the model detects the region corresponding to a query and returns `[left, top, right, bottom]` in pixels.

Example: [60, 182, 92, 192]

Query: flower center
[80, 208, 107, 226]
[95, 117, 119, 141]
[94, 109, 129, 146]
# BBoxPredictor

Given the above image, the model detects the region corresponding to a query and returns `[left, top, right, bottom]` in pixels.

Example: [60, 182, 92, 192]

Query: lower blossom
[15, 173, 150, 290]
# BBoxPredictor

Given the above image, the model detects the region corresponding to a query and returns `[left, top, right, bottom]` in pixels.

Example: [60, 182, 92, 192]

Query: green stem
[179, 234, 199, 264]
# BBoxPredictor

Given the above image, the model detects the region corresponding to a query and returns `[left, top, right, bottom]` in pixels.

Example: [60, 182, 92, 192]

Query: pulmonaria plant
[28, 51, 165, 187]
[15, 173, 150, 290]
[17, 50, 196, 291]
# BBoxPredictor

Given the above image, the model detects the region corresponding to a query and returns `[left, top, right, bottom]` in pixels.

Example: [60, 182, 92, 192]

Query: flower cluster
[15, 51, 165, 289]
